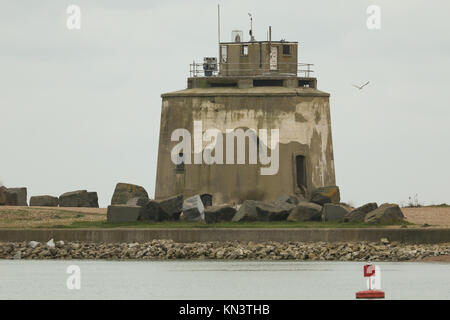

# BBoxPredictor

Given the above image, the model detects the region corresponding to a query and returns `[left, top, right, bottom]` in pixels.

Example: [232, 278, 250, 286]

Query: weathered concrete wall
[1, 228, 449, 244]
[156, 87, 336, 205]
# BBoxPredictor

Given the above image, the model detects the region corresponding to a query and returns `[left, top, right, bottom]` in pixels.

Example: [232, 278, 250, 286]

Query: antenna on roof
[248, 13, 255, 41]
[218, 4, 221, 63]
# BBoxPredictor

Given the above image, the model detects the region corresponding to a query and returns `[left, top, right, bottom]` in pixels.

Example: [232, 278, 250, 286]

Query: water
[0, 260, 449, 300]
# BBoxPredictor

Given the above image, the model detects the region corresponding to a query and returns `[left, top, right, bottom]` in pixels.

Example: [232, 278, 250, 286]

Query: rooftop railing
[189, 62, 314, 78]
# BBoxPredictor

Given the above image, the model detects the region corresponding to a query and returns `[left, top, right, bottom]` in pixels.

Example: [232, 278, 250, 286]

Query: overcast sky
[1, 0, 449, 207]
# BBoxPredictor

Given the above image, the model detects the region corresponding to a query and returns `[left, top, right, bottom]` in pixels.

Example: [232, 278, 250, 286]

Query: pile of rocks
[1, 239, 449, 261]
[107, 183, 211, 223]
[107, 184, 406, 225]
[0, 184, 99, 208]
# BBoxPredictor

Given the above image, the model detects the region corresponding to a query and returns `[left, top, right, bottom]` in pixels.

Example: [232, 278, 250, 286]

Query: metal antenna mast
[248, 13, 254, 41]
[218, 4, 221, 66]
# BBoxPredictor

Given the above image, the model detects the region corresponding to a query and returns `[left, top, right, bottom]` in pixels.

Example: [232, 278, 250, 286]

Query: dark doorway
[295, 155, 306, 190]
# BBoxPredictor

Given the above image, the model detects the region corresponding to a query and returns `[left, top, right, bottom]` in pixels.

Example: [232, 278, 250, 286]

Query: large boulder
[344, 202, 378, 223]
[287, 201, 323, 222]
[183, 195, 205, 221]
[7, 188, 28, 206]
[204, 204, 237, 224]
[0, 186, 18, 205]
[321, 203, 351, 222]
[59, 190, 99, 207]
[158, 194, 183, 220]
[310, 186, 340, 205]
[364, 203, 405, 224]
[29, 195, 59, 207]
[140, 194, 183, 222]
[111, 183, 149, 205]
[140, 200, 164, 221]
[232, 200, 295, 222]
[107, 205, 144, 223]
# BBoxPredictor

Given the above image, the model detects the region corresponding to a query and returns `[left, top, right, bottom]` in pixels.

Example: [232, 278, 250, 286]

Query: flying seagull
[352, 81, 370, 90]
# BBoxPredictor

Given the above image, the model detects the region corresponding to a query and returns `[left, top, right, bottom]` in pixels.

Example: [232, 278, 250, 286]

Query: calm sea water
[0, 260, 448, 300]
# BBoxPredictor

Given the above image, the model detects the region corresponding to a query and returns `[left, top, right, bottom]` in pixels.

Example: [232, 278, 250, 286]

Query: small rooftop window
[282, 45, 291, 55]
[241, 45, 248, 56]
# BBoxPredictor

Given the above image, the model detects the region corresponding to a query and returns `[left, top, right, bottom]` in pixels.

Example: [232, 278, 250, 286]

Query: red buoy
[356, 290, 385, 299]
[355, 264, 385, 299]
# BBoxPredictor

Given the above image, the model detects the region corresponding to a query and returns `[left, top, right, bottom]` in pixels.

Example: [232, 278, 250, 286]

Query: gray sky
[1, 0, 449, 207]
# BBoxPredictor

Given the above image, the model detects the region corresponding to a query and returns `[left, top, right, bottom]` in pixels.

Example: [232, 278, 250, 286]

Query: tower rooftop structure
[188, 36, 317, 90]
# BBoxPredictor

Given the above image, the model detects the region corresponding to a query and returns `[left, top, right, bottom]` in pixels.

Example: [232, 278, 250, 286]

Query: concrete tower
[155, 29, 336, 205]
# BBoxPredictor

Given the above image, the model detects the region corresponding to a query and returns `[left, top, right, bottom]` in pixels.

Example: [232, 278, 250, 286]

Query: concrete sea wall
[0, 228, 449, 244]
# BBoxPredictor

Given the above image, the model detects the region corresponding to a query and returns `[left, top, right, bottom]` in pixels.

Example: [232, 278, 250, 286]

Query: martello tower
[155, 27, 336, 205]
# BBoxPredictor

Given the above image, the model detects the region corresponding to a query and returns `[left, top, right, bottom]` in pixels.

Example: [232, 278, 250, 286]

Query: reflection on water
[0, 260, 448, 300]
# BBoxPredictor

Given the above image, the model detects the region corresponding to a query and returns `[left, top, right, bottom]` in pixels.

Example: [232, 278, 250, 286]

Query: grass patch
[40, 220, 409, 229]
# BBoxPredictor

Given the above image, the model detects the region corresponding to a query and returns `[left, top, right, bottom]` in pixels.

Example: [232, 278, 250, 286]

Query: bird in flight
[352, 81, 370, 90]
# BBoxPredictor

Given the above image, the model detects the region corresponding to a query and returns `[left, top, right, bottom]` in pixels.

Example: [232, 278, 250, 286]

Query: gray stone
[111, 183, 149, 205]
[183, 195, 205, 221]
[321, 203, 351, 222]
[0, 186, 18, 205]
[287, 201, 323, 222]
[364, 203, 405, 224]
[29, 195, 59, 207]
[344, 202, 378, 223]
[276, 194, 300, 205]
[59, 190, 98, 207]
[139, 194, 183, 222]
[87, 192, 99, 207]
[310, 186, 340, 205]
[204, 205, 237, 224]
[200, 194, 213, 208]
[140, 200, 164, 221]
[107, 205, 144, 223]
[46, 238, 55, 248]
[28, 241, 40, 248]
[7, 188, 27, 206]
[232, 200, 295, 222]
[126, 196, 150, 207]
[157, 194, 183, 220]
